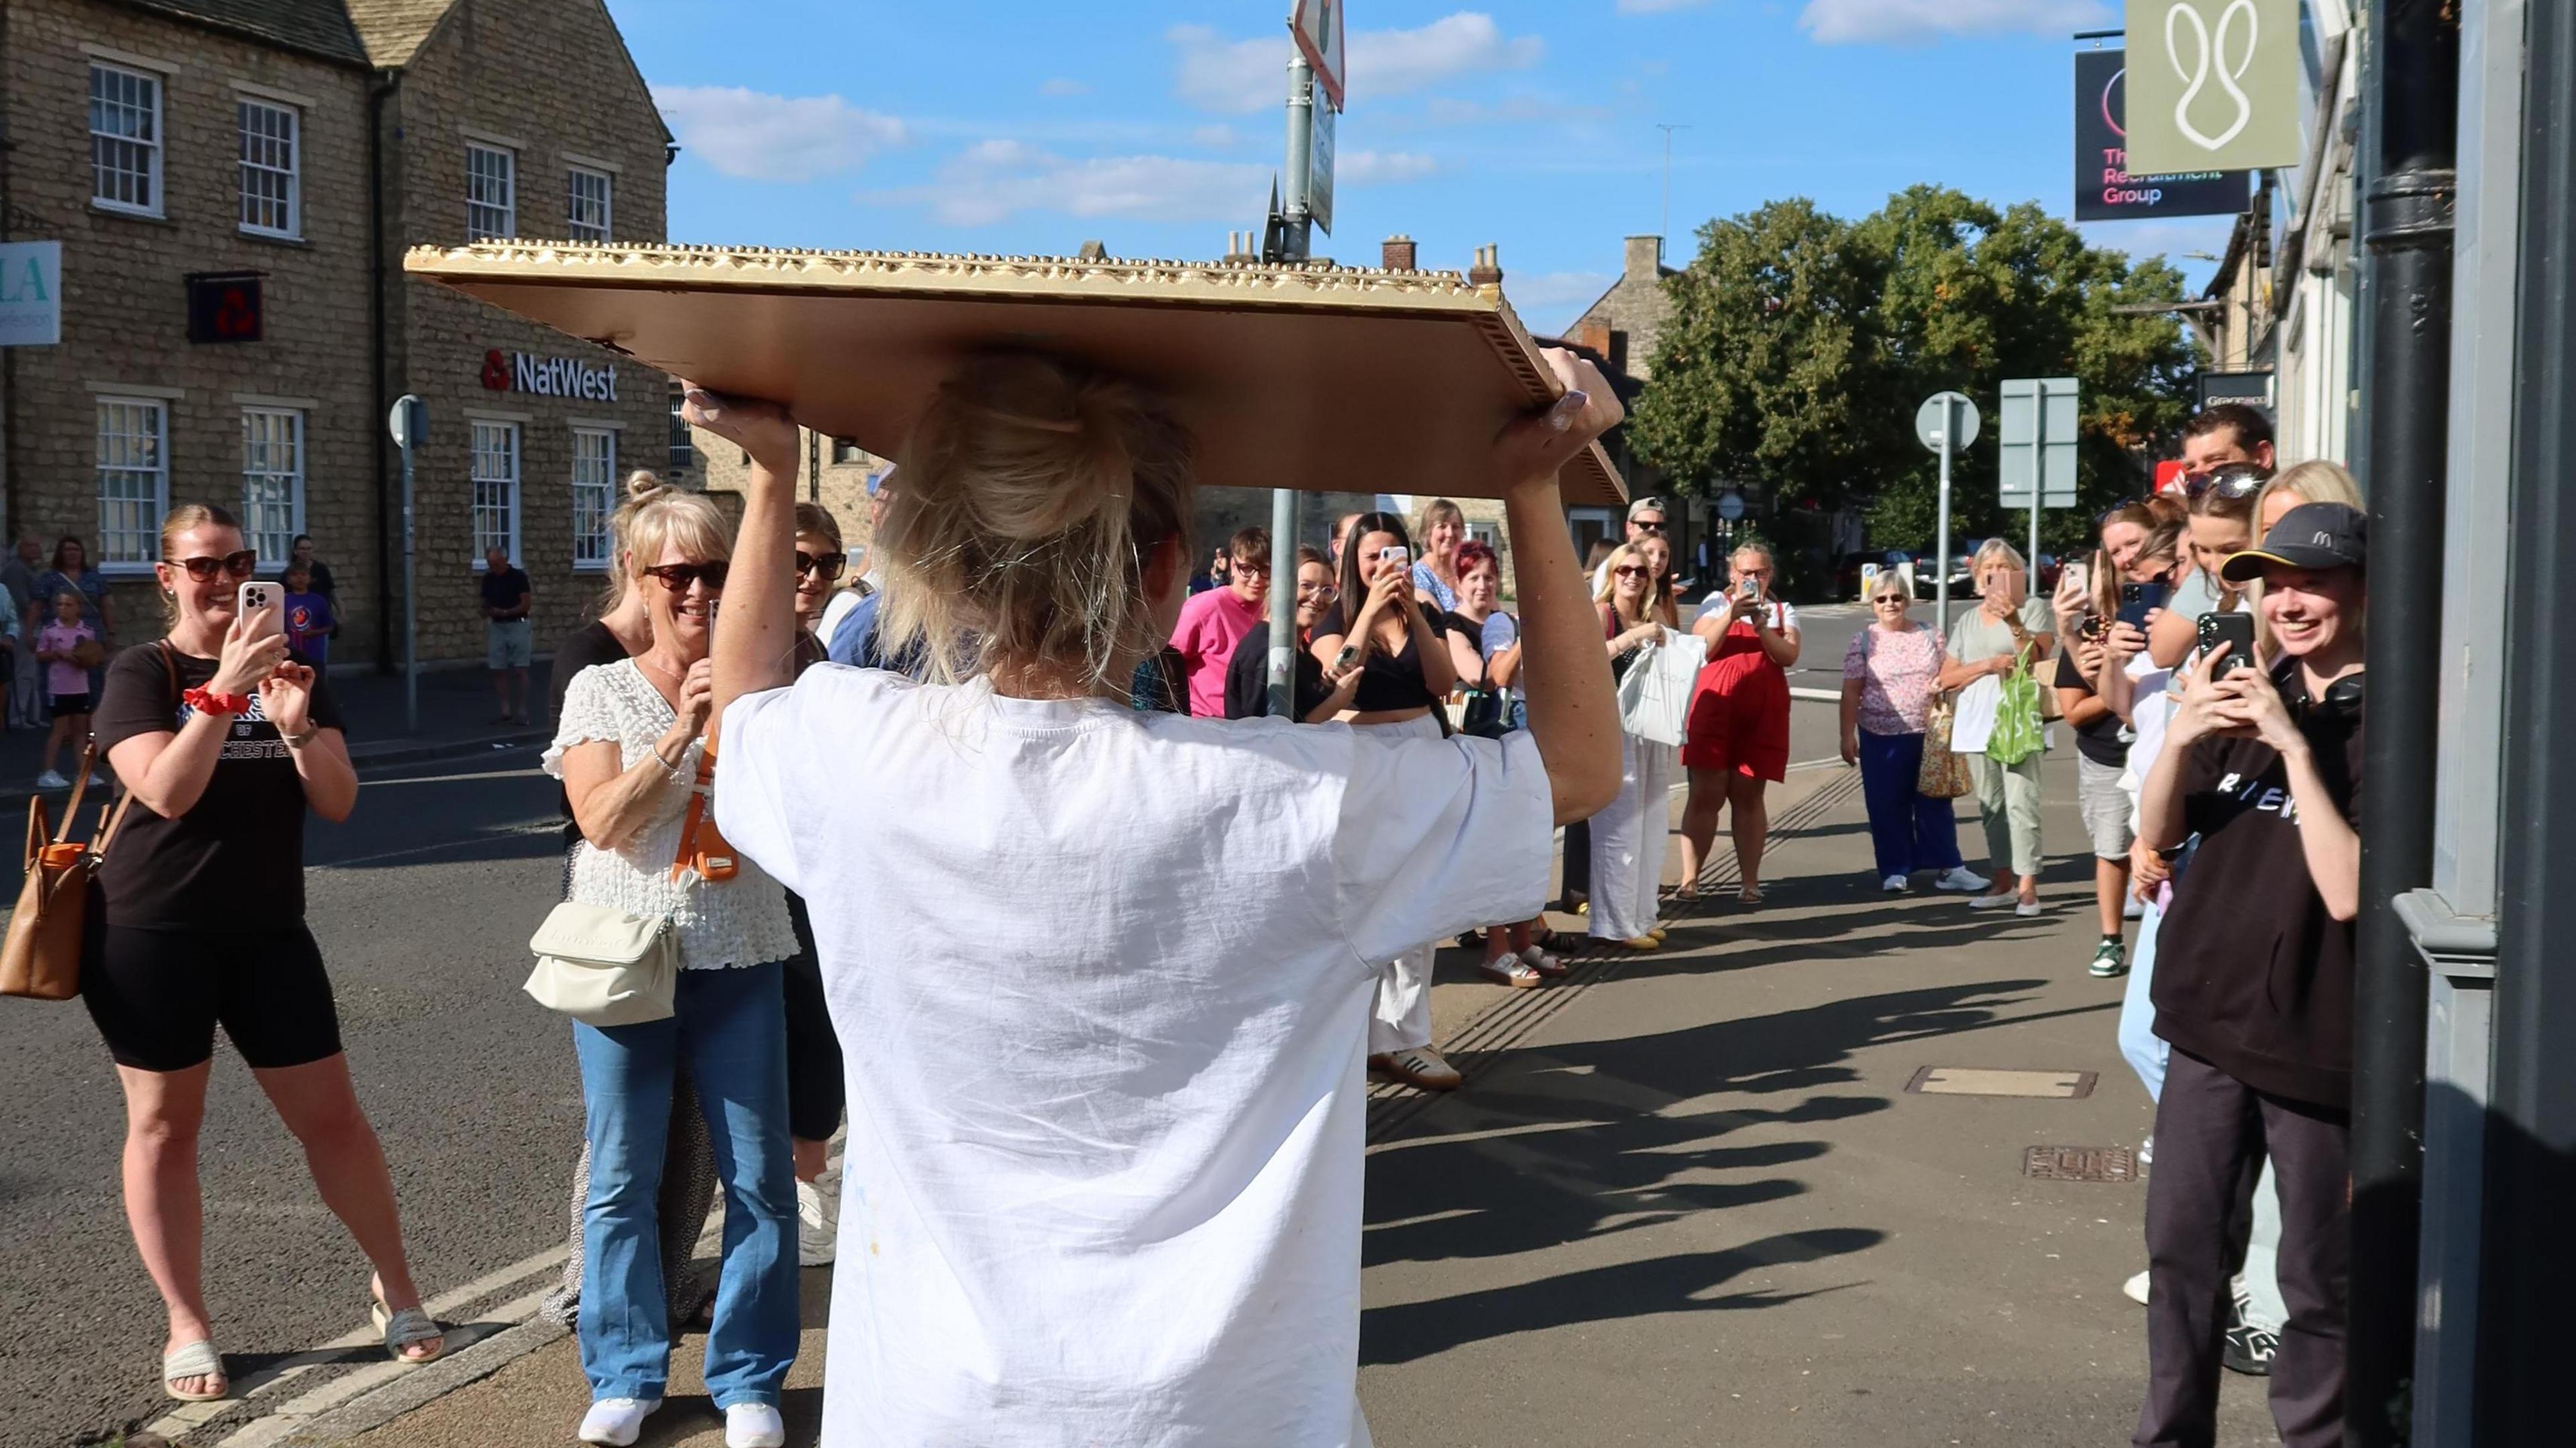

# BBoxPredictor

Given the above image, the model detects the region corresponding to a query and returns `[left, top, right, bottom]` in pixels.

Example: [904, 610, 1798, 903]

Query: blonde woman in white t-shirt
[684, 350, 1623, 1448]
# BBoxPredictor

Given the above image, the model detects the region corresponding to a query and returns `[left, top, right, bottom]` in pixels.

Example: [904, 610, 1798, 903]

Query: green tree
[1631, 185, 2198, 561]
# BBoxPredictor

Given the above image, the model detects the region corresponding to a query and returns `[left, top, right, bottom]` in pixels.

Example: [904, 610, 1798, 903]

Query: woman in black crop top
[1306, 512, 1487, 1095]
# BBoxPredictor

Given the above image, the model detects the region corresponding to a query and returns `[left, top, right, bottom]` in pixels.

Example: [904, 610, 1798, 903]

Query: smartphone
[237, 581, 283, 642]
[2063, 561, 2091, 597]
[1738, 577, 1761, 604]
[2200, 611, 2257, 677]
[2115, 579, 2171, 629]
[1378, 545, 1410, 567]
[2079, 614, 2106, 641]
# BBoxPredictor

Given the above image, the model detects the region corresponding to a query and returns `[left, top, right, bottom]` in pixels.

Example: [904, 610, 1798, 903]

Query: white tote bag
[525, 902, 678, 1027]
[1616, 628, 1706, 747]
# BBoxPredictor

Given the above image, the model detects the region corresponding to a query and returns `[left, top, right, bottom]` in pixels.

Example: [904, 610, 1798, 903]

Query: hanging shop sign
[0, 241, 62, 347]
[2122, 0, 2305, 174]
[2074, 48, 2252, 222]
[481, 348, 619, 402]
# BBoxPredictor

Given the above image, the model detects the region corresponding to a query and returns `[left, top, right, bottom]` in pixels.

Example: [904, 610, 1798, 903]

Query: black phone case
[2198, 612, 2257, 673]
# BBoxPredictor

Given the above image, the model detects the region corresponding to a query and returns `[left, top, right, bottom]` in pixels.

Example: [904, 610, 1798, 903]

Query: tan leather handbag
[2, 743, 137, 1001]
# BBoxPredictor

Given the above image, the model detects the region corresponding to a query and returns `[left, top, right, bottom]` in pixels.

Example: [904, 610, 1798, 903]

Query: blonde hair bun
[625, 469, 667, 503]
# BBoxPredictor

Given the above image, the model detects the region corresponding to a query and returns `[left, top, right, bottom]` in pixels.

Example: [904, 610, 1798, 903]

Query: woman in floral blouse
[1839, 572, 1982, 894]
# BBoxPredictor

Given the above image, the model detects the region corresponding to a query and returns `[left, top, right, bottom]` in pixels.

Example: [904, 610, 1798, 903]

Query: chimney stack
[1624, 235, 1664, 281]
[1573, 317, 1613, 358]
[1468, 243, 1503, 289]
[1381, 234, 1417, 272]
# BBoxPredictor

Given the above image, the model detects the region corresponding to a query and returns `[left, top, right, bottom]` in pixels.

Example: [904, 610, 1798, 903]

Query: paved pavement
[215, 743, 2286, 1448]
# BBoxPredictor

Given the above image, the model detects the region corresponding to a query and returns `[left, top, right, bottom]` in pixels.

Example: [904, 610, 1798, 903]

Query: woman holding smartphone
[687, 350, 1620, 1447]
[1678, 542, 1801, 903]
[87, 504, 443, 1403]
[1448, 540, 1562, 985]
[1309, 512, 1483, 1091]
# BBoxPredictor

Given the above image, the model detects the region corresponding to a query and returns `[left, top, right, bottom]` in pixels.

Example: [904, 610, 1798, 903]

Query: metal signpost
[1915, 391, 1978, 634]
[1264, 0, 1343, 720]
[388, 394, 425, 734]
[1999, 377, 2079, 577]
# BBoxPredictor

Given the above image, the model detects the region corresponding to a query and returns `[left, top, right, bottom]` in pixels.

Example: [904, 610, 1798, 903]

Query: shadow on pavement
[1360, 980, 2051, 1359]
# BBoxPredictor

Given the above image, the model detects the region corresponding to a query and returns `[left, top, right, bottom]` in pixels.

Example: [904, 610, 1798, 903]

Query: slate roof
[109, 0, 371, 66]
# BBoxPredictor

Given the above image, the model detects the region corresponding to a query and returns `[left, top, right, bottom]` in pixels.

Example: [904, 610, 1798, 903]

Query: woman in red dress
[1678, 542, 1801, 902]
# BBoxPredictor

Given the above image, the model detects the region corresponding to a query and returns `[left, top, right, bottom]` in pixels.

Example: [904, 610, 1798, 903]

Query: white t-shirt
[715, 668, 1554, 1447]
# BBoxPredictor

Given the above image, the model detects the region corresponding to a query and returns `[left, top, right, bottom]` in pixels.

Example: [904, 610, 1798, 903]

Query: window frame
[239, 406, 307, 563]
[570, 425, 618, 573]
[566, 165, 613, 244]
[89, 62, 164, 217]
[470, 419, 523, 567]
[667, 382, 695, 471]
[236, 97, 302, 239]
[95, 396, 171, 574]
[466, 143, 518, 243]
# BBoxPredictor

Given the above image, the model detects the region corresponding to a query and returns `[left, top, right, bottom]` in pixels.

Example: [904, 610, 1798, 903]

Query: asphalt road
[3, 745, 574, 1448]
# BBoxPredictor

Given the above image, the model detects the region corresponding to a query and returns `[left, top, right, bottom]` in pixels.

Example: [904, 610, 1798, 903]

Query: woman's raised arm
[1499, 352, 1624, 824]
[685, 387, 806, 728]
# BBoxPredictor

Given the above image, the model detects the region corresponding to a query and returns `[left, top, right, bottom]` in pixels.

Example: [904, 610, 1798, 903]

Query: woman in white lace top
[542, 490, 798, 1448]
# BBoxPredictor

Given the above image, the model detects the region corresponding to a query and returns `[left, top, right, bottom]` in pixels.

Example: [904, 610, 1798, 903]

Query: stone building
[0, 0, 673, 666]
[692, 427, 889, 565]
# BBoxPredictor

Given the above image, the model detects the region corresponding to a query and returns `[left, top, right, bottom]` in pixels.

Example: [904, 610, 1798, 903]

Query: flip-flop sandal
[1520, 948, 1570, 979]
[1475, 956, 1545, 989]
[372, 1296, 447, 1366]
[163, 1340, 228, 1402]
[1737, 887, 1765, 906]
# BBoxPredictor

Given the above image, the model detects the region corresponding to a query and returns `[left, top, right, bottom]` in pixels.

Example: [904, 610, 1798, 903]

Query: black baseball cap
[2221, 502, 2367, 581]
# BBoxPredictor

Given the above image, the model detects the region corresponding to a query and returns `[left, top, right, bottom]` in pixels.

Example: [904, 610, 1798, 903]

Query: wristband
[183, 686, 252, 716]
[280, 725, 318, 748]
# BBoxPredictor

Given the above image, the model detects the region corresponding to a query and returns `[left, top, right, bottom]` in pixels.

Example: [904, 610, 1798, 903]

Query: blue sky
[605, 0, 2232, 336]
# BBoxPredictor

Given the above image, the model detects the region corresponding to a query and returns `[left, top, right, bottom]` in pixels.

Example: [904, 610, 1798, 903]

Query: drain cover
[1905, 1066, 2098, 1099]
[2023, 1146, 2139, 1182]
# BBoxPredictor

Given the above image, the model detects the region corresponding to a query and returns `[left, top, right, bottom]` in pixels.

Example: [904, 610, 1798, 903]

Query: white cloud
[1169, 12, 1544, 115]
[656, 85, 907, 182]
[1338, 150, 1439, 184]
[871, 143, 1269, 227]
[1191, 123, 1243, 149]
[1039, 78, 1090, 97]
[1799, 0, 2111, 44]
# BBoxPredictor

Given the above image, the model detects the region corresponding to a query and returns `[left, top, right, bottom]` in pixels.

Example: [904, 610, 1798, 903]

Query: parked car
[1832, 550, 1918, 600]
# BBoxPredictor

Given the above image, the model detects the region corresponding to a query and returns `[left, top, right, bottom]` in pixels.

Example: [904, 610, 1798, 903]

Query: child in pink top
[34, 590, 100, 789]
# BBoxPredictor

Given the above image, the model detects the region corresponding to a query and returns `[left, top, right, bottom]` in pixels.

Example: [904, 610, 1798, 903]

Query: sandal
[371, 1292, 447, 1366]
[1519, 946, 1569, 979]
[1476, 956, 1545, 989]
[164, 1340, 228, 1402]
[1737, 885, 1764, 906]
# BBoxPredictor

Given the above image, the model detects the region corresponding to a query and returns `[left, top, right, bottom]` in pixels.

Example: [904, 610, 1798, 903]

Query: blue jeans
[2119, 900, 2169, 1103]
[573, 962, 797, 1408]
[1856, 729, 1964, 878]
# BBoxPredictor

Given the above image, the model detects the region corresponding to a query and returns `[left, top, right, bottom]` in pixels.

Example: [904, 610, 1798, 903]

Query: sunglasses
[1613, 565, 1650, 579]
[794, 551, 847, 580]
[640, 561, 729, 592]
[1872, 594, 1908, 604]
[2184, 465, 2269, 500]
[168, 551, 258, 581]
[1631, 520, 1665, 533]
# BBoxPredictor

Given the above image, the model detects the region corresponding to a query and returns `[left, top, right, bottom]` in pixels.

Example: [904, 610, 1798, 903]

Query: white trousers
[1589, 732, 1674, 942]
[1359, 714, 1448, 1056]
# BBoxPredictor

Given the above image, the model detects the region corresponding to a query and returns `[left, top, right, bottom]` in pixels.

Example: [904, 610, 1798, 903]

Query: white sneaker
[1881, 874, 1909, 893]
[796, 1176, 837, 1267]
[33, 769, 68, 789]
[1967, 891, 2020, 911]
[2014, 899, 2043, 917]
[2124, 1270, 2151, 1306]
[726, 1402, 787, 1448]
[578, 1398, 661, 1447]
[1934, 867, 1989, 893]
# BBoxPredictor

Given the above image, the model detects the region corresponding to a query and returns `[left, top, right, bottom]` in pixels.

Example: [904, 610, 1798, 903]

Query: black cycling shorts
[81, 924, 343, 1072]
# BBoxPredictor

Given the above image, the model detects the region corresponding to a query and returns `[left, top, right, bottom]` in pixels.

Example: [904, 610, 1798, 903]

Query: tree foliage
[1627, 185, 2198, 555]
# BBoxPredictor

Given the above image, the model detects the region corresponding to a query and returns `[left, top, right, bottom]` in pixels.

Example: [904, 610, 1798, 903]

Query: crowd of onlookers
[1838, 401, 2369, 1447]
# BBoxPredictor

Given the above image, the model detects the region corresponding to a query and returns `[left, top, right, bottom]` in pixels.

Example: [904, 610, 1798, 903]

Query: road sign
[387, 394, 425, 449]
[1308, 101, 1336, 235]
[1291, 0, 1346, 111]
[1999, 378, 2079, 508]
[1916, 392, 1979, 451]
[2123, 0, 2305, 174]
[1717, 490, 1746, 522]
[0, 241, 62, 347]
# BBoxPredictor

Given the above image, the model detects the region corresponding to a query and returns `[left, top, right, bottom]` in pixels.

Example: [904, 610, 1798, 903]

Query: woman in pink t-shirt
[1838, 571, 1976, 894]
[34, 588, 103, 789]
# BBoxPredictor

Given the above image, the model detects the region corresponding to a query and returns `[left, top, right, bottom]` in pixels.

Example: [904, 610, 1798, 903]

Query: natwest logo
[480, 348, 618, 402]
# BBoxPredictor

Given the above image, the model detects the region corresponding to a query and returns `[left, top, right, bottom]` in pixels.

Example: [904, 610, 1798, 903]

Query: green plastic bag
[1986, 650, 2045, 767]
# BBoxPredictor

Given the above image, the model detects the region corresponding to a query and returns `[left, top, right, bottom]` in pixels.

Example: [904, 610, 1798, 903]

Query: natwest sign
[481, 348, 618, 402]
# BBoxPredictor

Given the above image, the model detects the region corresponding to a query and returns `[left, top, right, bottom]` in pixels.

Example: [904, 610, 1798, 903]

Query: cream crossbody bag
[524, 761, 728, 1026]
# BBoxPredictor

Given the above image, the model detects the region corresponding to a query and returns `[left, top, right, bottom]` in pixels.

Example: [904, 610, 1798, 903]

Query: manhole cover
[1905, 1066, 2098, 1099]
[2023, 1146, 2139, 1182]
